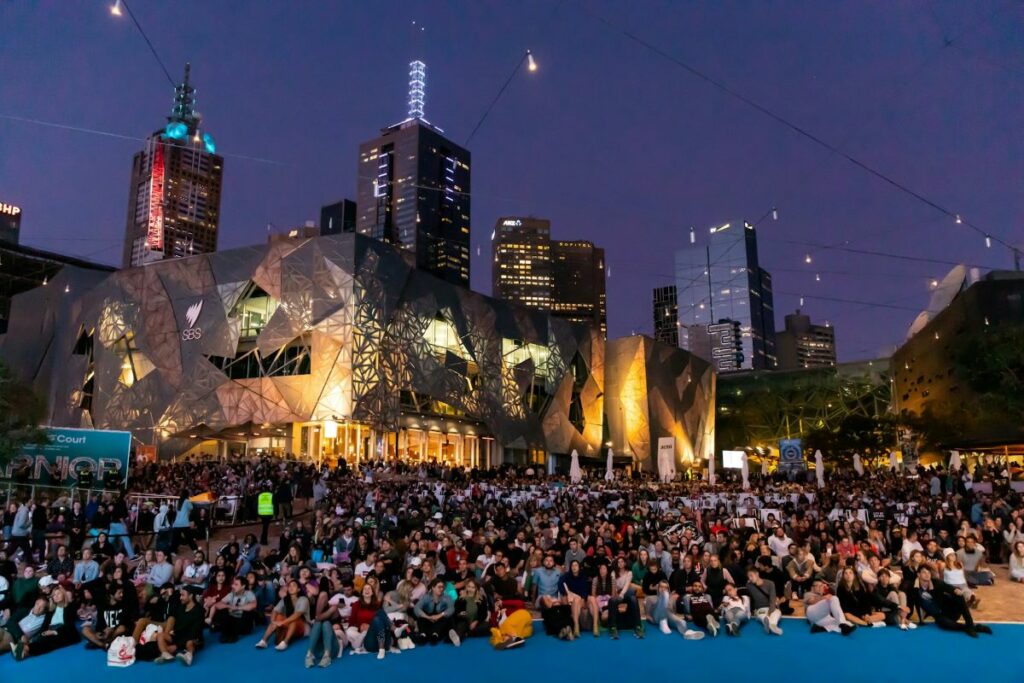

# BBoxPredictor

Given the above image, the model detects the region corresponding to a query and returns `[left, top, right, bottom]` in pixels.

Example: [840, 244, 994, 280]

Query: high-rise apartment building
[652, 285, 679, 346]
[674, 220, 776, 370]
[491, 217, 553, 309]
[775, 310, 837, 370]
[356, 62, 471, 287]
[491, 218, 606, 335]
[122, 64, 223, 268]
[320, 199, 357, 236]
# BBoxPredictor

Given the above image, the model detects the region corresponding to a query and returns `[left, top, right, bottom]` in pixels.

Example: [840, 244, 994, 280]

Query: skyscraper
[775, 309, 837, 370]
[121, 64, 223, 268]
[491, 218, 606, 335]
[674, 220, 776, 370]
[320, 199, 357, 236]
[551, 240, 607, 336]
[652, 285, 679, 346]
[356, 61, 472, 287]
[0, 200, 22, 245]
[492, 216, 553, 309]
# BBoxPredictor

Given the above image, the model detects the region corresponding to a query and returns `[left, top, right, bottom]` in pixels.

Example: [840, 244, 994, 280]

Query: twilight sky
[2, 1, 1022, 360]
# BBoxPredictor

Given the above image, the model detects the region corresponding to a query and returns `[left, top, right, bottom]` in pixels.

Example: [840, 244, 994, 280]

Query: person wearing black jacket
[913, 566, 992, 638]
[835, 567, 886, 627]
[18, 586, 80, 658]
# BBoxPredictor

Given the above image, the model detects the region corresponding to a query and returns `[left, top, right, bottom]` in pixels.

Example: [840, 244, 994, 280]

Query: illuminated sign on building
[0, 200, 22, 244]
[146, 142, 165, 252]
[0, 203, 21, 216]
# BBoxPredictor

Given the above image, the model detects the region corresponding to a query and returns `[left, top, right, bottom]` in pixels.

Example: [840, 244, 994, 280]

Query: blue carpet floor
[2, 620, 1020, 682]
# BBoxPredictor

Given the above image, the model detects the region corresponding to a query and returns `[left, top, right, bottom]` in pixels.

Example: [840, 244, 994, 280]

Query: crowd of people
[1, 455, 1021, 667]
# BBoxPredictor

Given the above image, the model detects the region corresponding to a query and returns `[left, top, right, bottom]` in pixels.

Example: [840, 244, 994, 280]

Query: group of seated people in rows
[1, 459, 1020, 667]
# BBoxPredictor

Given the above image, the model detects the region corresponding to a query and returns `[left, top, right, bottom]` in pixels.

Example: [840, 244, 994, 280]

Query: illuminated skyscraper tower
[122, 64, 224, 268]
[356, 61, 472, 286]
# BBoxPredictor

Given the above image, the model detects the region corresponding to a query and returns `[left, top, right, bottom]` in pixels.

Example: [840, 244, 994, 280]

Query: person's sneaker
[762, 617, 771, 634]
[319, 654, 332, 668]
[906, 621, 917, 630]
[609, 627, 619, 640]
[275, 641, 288, 651]
[810, 625, 826, 634]
[11, 642, 24, 661]
[505, 636, 525, 649]
[177, 651, 193, 667]
[707, 616, 719, 638]
[659, 619, 671, 635]
[449, 629, 461, 647]
[155, 652, 174, 664]
[573, 623, 580, 637]
[726, 623, 737, 636]
[305, 652, 315, 668]
[965, 627, 978, 638]
[255, 639, 268, 649]
[769, 623, 783, 636]
[377, 648, 386, 660]
[840, 623, 856, 636]
[634, 624, 645, 639]
[683, 629, 705, 640]
[976, 624, 992, 634]
[871, 621, 886, 628]
[389, 646, 401, 654]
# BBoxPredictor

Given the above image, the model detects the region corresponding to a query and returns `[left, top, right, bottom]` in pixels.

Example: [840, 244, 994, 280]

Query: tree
[0, 359, 49, 468]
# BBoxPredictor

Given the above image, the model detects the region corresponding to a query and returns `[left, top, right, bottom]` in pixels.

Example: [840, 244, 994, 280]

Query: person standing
[257, 484, 274, 546]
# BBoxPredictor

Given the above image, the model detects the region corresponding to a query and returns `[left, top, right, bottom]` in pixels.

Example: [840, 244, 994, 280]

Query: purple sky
[2, 1, 1022, 360]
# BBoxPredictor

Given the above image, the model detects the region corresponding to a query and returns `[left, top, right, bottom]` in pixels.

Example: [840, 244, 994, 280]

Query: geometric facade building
[122, 64, 224, 268]
[605, 335, 716, 474]
[2, 234, 713, 471]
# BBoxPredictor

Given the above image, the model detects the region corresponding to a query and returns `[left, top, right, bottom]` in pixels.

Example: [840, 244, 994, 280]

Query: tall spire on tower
[169, 63, 198, 130]
[408, 60, 426, 120]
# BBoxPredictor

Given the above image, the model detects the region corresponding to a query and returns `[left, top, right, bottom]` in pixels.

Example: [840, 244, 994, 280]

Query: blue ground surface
[2, 620, 1021, 682]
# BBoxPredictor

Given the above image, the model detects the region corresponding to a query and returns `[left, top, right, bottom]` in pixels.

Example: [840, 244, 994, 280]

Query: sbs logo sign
[181, 299, 204, 341]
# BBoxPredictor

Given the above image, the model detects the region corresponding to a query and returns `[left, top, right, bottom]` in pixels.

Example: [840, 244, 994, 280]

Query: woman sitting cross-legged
[255, 579, 309, 651]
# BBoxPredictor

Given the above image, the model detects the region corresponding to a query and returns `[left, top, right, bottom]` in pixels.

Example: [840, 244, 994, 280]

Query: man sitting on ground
[154, 587, 204, 666]
[803, 580, 856, 636]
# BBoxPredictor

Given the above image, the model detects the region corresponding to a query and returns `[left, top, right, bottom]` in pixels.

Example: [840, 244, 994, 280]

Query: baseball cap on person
[39, 576, 57, 588]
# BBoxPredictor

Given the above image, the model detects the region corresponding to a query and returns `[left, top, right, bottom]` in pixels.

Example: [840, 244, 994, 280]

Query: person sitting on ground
[786, 546, 816, 599]
[147, 550, 174, 595]
[73, 547, 100, 592]
[153, 587, 203, 666]
[255, 579, 309, 650]
[912, 565, 992, 638]
[12, 584, 80, 660]
[558, 559, 594, 638]
[413, 578, 460, 647]
[212, 576, 257, 644]
[348, 583, 400, 659]
[179, 550, 210, 589]
[82, 585, 133, 650]
[46, 544, 74, 582]
[683, 581, 719, 637]
[942, 549, 978, 608]
[2, 597, 48, 659]
[957, 536, 995, 587]
[1009, 541, 1024, 584]
[745, 566, 783, 635]
[531, 554, 562, 609]
[872, 569, 915, 630]
[609, 555, 643, 640]
[201, 569, 231, 623]
[305, 576, 341, 668]
[453, 579, 492, 641]
[836, 566, 887, 628]
[803, 579, 856, 635]
[719, 583, 750, 636]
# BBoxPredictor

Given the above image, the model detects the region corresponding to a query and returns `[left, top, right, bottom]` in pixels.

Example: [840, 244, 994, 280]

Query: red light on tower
[146, 142, 165, 252]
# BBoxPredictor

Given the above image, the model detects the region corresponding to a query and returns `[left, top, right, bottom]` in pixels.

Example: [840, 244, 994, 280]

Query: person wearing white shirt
[767, 527, 793, 559]
[900, 530, 924, 564]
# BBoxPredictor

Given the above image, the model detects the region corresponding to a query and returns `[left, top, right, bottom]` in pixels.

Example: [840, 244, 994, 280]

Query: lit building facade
[652, 285, 679, 346]
[356, 64, 471, 288]
[0, 200, 21, 245]
[491, 217, 553, 310]
[675, 221, 776, 370]
[122, 64, 224, 268]
[2, 233, 714, 474]
[775, 310, 836, 370]
[551, 240, 607, 335]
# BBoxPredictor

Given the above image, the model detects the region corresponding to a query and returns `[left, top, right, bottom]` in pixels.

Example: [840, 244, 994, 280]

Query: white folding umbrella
[889, 451, 899, 471]
[569, 449, 582, 484]
[605, 448, 614, 481]
[708, 453, 716, 486]
[814, 450, 825, 488]
[949, 450, 962, 472]
[760, 456, 769, 477]
[741, 453, 750, 490]
[853, 453, 864, 476]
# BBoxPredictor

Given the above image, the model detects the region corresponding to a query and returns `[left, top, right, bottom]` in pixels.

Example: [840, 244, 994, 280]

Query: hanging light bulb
[955, 214, 962, 224]
[110, 0, 123, 16]
[815, 273, 821, 282]
[771, 207, 778, 221]
[689, 227, 696, 244]
[64, 284, 70, 293]
[985, 235, 992, 248]
[799, 296, 804, 306]
[804, 254, 812, 264]
[43, 276, 48, 286]
[526, 50, 538, 72]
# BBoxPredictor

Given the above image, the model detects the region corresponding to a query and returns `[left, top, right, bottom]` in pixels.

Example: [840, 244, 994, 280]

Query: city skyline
[1, 2, 1022, 361]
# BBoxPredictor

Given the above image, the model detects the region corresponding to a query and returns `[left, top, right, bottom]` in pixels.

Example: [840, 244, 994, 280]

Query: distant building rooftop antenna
[409, 60, 426, 119]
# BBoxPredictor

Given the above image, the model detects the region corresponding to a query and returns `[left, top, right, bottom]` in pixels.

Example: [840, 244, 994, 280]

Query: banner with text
[2, 427, 131, 487]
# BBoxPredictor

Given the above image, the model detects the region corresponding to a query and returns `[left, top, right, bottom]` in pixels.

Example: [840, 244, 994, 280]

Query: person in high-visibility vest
[258, 488, 274, 545]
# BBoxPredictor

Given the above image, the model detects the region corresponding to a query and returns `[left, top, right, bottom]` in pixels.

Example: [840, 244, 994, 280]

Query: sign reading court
[2, 427, 131, 487]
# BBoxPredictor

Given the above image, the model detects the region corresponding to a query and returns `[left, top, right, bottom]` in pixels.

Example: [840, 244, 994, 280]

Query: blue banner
[2, 427, 131, 487]
[778, 438, 806, 472]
